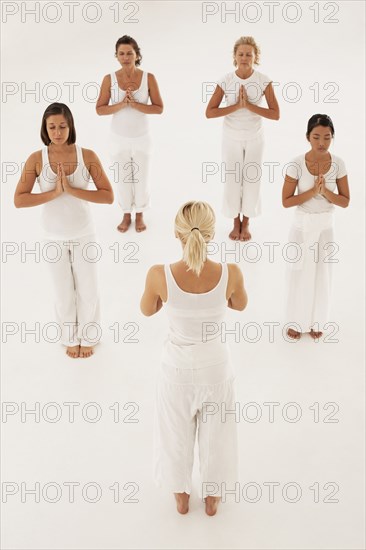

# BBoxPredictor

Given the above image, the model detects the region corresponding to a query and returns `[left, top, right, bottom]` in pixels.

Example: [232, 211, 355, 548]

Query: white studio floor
[2, 2, 365, 548]
[2, 186, 365, 549]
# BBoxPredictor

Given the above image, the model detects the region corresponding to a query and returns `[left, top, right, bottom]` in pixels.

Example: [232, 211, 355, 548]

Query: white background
[1, 1, 365, 549]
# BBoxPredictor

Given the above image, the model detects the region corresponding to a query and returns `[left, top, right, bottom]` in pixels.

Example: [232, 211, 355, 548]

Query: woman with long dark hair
[14, 103, 114, 358]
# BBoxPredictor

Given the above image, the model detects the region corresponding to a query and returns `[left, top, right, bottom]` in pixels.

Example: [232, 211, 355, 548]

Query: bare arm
[206, 85, 240, 119]
[129, 73, 163, 115]
[140, 265, 164, 316]
[62, 149, 114, 204]
[96, 74, 128, 116]
[227, 264, 248, 311]
[245, 82, 280, 120]
[282, 174, 318, 208]
[321, 175, 350, 208]
[282, 173, 350, 209]
[14, 152, 62, 208]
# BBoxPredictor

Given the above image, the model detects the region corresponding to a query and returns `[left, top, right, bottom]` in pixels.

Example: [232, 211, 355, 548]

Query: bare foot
[240, 222, 251, 241]
[135, 213, 146, 232]
[287, 328, 301, 340]
[229, 217, 241, 240]
[79, 346, 94, 358]
[174, 492, 190, 514]
[309, 329, 323, 340]
[66, 345, 80, 358]
[117, 214, 131, 233]
[205, 496, 220, 516]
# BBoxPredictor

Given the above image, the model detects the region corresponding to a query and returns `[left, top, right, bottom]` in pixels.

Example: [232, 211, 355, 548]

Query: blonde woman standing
[206, 36, 279, 241]
[96, 35, 163, 233]
[141, 201, 247, 515]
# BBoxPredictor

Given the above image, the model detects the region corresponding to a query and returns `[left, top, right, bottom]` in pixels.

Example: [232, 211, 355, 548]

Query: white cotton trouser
[154, 343, 238, 498]
[221, 133, 264, 218]
[109, 133, 152, 214]
[286, 210, 334, 332]
[45, 234, 101, 347]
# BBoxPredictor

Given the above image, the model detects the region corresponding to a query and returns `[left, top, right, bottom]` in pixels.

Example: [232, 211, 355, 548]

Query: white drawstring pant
[221, 133, 264, 218]
[154, 342, 238, 498]
[286, 210, 334, 332]
[109, 133, 152, 214]
[45, 234, 101, 347]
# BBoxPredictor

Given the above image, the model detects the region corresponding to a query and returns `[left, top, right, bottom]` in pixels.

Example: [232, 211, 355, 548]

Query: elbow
[282, 195, 293, 208]
[140, 300, 153, 317]
[205, 109, 212, 119]
[157, 105, 164, 115]
[140, 308, 153, 317]
[107, 192, 114, 205]
[240, 298, 248, 311]
[235, 301, 247, 312]
[14, 196, 23, 208]
[273, 110, 280, 121]
[343, 199, 350, 208]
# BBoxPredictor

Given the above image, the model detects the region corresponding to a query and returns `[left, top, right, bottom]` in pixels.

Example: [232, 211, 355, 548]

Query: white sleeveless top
[37, 145, 95, 240]
[110, 70, 149, 138]
[161, 263, 232, 369]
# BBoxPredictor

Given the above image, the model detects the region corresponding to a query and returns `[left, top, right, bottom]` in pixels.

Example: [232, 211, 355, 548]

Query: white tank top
[161, 263, 231, 369]
[110, 70, 149, 138]
[37, 145, 95, 240]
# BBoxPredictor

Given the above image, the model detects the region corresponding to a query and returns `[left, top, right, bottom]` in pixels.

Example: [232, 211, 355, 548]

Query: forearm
[206, 104, 239, 119]
[323, 189, 349, 207]
[14, 190, 58, 208]
[96, 103, 123, 116]
[131, 103, 163, 115]
[246, 102, 279, 120]
[67, 188, 114, 204]
[283, 189, 315, 208]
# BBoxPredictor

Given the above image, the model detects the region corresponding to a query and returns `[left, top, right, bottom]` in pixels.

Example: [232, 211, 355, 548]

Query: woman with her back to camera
[14, 103, 114, 358]
[141, 201, 247, 516]
[206, 36, 279, 241]
[96, 35, 163, 233]
[282, 114, 350, 340]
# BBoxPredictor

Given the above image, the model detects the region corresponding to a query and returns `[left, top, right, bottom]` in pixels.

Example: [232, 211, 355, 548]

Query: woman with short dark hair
[282, 114, 350, 340]
[96, 35, 163, 233]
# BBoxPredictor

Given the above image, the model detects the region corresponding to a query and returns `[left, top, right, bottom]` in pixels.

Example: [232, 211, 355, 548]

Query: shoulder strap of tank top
[38, 147, 48, 180]
[218, 263, 229, 295]
[142, 70, 148, 90]
[110, 72, 117, 86]
[75, 144, 82, 166]
[41, 146, 48, 167]
[163, 264, 173, 301]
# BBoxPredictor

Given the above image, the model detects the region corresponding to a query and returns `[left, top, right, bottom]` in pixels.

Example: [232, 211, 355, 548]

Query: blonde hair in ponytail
[174, 201, 216, 276]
